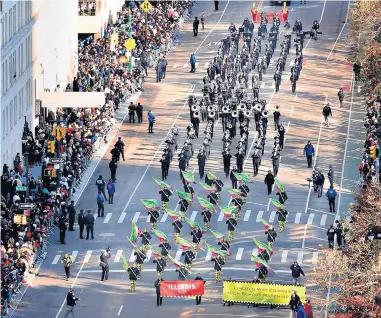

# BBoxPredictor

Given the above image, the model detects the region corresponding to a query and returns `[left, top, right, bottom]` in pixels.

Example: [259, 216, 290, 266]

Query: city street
[13, 1, 363, 317]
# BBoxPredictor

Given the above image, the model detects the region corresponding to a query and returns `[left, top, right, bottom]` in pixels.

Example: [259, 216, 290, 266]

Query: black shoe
[80, 237, 84, 239]
[86, 238, 89, 240]
[61, 242, 66, 244]
[92, 237, 94, 240]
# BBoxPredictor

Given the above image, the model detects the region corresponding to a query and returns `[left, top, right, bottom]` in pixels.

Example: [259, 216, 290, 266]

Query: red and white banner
[160, 280, 205, 297]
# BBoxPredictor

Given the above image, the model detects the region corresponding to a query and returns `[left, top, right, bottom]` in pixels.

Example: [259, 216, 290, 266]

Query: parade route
[12, 1, 362, 317]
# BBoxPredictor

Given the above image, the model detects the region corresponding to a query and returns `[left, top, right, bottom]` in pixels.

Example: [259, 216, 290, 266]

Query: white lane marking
[103, 213, 112, 223]
[144, 250, 152, 263]
[294, 213, 301, 224]
[236, 248, 244, 260]
[267, 198, 271, 211]
[204, 62, 209, 69]
[71, 251, 78, 262]
[52, 255, 61, 265]
[251, 248, 258, 257]
[290, 104, 295, 117]
[312, 252, 319, 265]
[129, 250, 136, 263]
[218, 211, 224, 222]
[94, 214, 98, 222]
[114, 250, 123, 263]
[194, 0, 231, 54]
[294, 93, 298, 102]
[289, 60, 294, 67]
[118, 85, 195, 224]
[83, 250, 92, 264]
[244, 210, 251, 221]
[190, 211, 198, 221]
[256, 210, 264, 222]
[205, 250, 212, 261]
[326, 0, 351, 61]
[269, 211, 276, 223]
[118, 306, 123, 316]
[132, 212, 140, 223]
[173, 64, 178, 68]
[297, 251, 304, 264]
[281, 250, 289, 263]
[183, 62, 188, 69]
[118, 213, 126, 223]
[307, 213, 315, 225]
[175, 249, 183, 261]
[260, 82, 266, 89]
[146, 215, 150, 223]
[161, 212, 168, 223]
[320, 214, 327, 226]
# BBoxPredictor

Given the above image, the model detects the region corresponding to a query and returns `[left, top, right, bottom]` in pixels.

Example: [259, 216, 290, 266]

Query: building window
[1, 62, 5, 96]
[2, 110, 5, 137]
[5, 106, 9, 135]
[9, 8, 13, 39]
[8, 59, 12, 88]
[10, 101, 13, 130]
[13, 5, 16, 35]
[4, 13, 7, 44]
[14, 97, 17, 124]
[20, 1, 23, 26]
[18, 91, 22, 119]
[17, 2, 21, 31]
[26, 80, 30, 106]
[21, 42, 24, 72]
[12, 52, 16, 83]
[5, 60, 8, 91]
[30, 78, 33, 106]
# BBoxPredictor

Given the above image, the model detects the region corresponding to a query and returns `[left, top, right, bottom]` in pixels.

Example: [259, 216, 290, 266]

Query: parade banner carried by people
[160, 280, 205, 297]
[184, 217, 202, 231]
[260, 217, 272, 230]
[233, 172, 251, 183]
[182, 171, 196, 184]
[222, 281, 306, 305]
[251, 254, 275, 271]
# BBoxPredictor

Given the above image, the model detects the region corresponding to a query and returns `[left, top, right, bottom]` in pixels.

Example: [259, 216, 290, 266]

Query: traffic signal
[369, 145, 376, 160]
[47, 141, 55, 154]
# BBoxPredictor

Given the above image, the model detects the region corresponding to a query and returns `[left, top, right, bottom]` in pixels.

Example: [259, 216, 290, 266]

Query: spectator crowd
[1, 1, 192, 316]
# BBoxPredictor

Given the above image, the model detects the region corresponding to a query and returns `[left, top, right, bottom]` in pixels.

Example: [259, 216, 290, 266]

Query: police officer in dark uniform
[59, 214, 67, 244]
[114, 137, 125, 161]
[160, 155, 169, 180]
[197, 150, 206, 179]
[78, 209, 85, 239]
[67, 200, 76, 231]
[128, 102, 136, 123]
[230, 166, 238, 189]
[222, 149, 232, 178]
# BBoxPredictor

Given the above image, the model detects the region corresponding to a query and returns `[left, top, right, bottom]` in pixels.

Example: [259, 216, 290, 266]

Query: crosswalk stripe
[297, 251, 303, 264]
[190, 211, 198, 221]
[118, 212, 126, 223]
[205, 250, 212, 261]
[173, 64, 178, 68]
[144, 250, 152, 263]
[281, 250, 289, 262]
[251, 248, 258, 257]
[94, 214, 98, 222]
[161, 213, 168, 223]
[84, 251, 92, 263]
[114, 250, 123, 263]
[196, 62, 199, 68]
[307, 213, 315, 225]
[256, 211, 264, 222]
[129, 250, 136, 263]
[103, 213, 112, 223]
[204, 62, 209, 69]
[236, 248, 244, 260]
[312, 252, 319, 265]
[146, 215, 151, 223]
[244, 210, 251, 221]
[183, 62, 188, 68]
[260, 82, 265, 89]
[269, 211, 276, 223]
[289, 60, 294, 67]
[175, 249, 183, 261]
[71, 251, 78, 262]
[218, 211, 224, 222]
[132, 212, 140, 223]
[320, 214, 327, 226]
[52, 255, 61, 265]
[294, 213, 301, 224]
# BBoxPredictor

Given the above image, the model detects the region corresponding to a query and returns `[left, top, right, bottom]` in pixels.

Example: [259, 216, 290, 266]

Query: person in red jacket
[304, 299, 313, 318]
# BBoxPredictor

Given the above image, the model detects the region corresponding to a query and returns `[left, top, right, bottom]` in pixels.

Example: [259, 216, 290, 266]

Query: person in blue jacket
[190, 53, 196, 73]
[326, 185, 337, 212]
[148, 110, 156, 134]
[107, 179, 115, 204]
[303, 141, 315, 168]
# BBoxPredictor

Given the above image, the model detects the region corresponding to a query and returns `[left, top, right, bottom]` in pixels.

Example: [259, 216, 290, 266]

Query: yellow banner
[222, 281, 306, 305]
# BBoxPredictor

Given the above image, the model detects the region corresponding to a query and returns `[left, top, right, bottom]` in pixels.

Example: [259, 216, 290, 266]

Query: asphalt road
[14, 1, 362, 317]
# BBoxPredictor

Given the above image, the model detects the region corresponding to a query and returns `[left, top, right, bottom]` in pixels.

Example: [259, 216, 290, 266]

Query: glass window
[12, 52, 16, 83]
[2, 110, 5, 137]
[17, 2, 21, 30]
[9, 8, 13, 38]
[17, 46, 20, 75]
[13, 5, 16, 34]
[1, 62, 5, 95]
[21, 42, 24, 72]
[26, 80, 30, 106]
[5, 60, 8, 91]
[5, 106, 8, 135]
[8, 59, 12, 87]
[10, 101, 13, 130]
[4, 13, 7, 43]
[30, 78, 33, 106]
[18, 91, 22, 119]
[14, 97, 17, 124]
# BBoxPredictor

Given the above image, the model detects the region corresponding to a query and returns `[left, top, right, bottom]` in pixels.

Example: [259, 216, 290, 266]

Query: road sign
[50, 158, 65, 164]
[140, 0, 152, 13]
[19, 203, 35, 210]
[124, 38, 136, 51]
[52, 126, 66, 141]
[16, 186, 27, 191]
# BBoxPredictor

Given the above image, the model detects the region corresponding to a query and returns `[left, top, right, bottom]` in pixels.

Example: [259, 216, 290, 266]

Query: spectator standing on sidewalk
[107, 179, 115, 204]
[148, 110, 156, 134]
[62, 253, 74, 280]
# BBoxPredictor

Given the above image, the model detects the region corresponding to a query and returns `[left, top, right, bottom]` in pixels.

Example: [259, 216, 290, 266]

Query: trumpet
[262, 110, 269, 118]
[191, 105, 200, 112]
[193, 111, 200, 118]
[232, 110, 239, 118]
